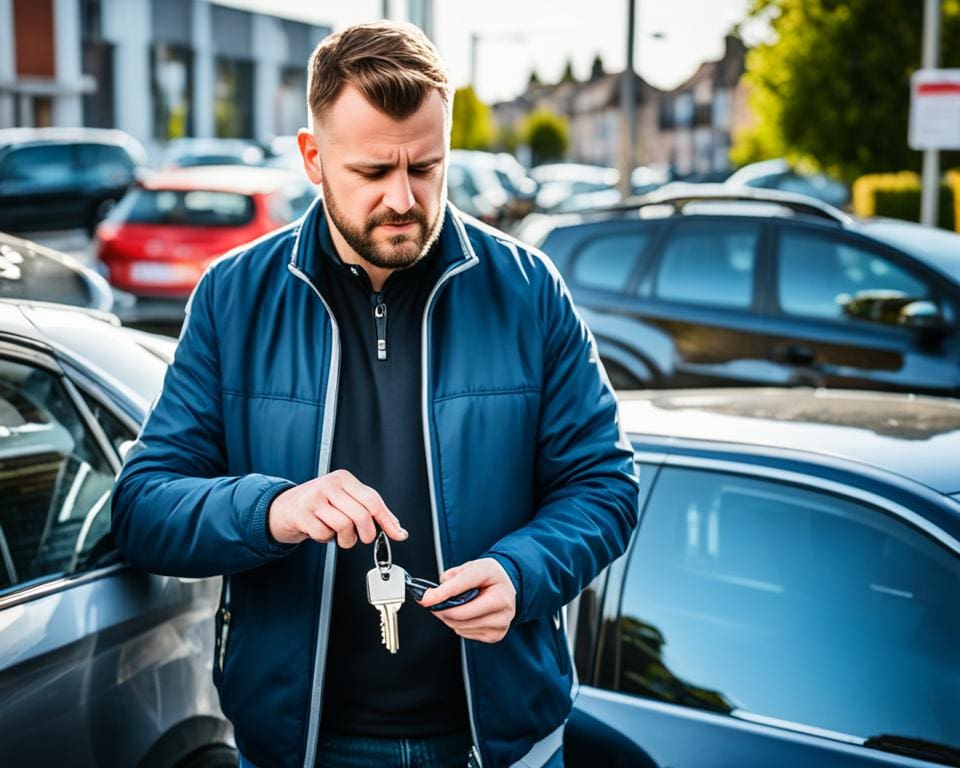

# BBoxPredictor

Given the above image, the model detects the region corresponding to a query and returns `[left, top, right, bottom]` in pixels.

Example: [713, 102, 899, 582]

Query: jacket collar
[288, 196, 478, 288]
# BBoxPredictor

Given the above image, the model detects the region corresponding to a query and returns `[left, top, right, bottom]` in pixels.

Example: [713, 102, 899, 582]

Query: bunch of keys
[366, 531, 481, 655]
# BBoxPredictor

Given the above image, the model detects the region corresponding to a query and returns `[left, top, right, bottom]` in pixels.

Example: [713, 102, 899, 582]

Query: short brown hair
[307, 21, 450, 123]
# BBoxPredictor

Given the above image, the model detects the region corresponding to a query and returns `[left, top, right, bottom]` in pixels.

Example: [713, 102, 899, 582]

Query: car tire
[174, 745, 239, 768]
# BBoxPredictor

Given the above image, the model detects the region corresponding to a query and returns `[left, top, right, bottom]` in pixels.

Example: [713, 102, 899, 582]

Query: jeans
[237, 732, 564, 768]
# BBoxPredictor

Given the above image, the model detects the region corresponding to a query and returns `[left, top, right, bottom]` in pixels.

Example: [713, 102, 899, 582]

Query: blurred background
[1, 0, 958, 340]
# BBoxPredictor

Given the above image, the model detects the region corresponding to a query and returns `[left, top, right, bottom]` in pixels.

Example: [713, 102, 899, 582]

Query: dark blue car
[527, 186, 960, 396]
[566, 387, 960, 767]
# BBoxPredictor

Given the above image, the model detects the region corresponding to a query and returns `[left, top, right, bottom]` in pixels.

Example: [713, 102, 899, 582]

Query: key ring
[373, 530, 392, 579]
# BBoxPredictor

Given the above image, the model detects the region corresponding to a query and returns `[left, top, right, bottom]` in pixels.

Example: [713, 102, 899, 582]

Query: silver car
[0, 300, 236, 767]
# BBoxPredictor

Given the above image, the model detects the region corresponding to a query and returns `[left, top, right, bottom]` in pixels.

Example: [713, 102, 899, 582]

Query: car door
[549, 220, 669, 388]
[627, 217, 780, 388]
[569, 460, 960, 767]
[0, 344, 222, 766]
[764, 223, 960, 394]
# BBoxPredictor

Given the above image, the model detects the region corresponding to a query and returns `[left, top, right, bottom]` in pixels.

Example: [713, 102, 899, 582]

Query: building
[492, 35, 752, 177]
[0, 0, 331, 156]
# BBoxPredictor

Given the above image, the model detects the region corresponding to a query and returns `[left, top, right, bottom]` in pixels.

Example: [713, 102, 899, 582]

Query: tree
[731, 0, 960, 182]
[520, 108, 569, 164]
[528, 69, 542, 88]
[450, 86, 496, 151]
[560, 58, 577, 84]
[590, 53, 605, 81]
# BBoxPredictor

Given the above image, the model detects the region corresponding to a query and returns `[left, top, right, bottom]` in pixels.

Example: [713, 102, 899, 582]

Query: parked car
[0, 127, 147, 234]
[565, 386, 960, 768]
[0, 299, 237, 767]
[532, 185, 960, 395]
[450, 150, 539, 221]
[448, 151, 510, 226]
[162, 138, 265, 169]
[726, 158, 850, 209]
[531, 163, 620, 213]
[96, 165, 316, 299]
[0, 231, 113, 311]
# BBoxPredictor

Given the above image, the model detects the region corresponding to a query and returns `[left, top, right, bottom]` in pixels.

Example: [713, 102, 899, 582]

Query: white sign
[909, 69, 960, 150]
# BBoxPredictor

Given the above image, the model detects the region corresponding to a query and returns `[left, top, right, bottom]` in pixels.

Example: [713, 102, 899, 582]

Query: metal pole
[619, 0, 636, 196]
[921, 0, 941, 227]
[470, 32, 478, 88]
[381, 0, 389, 19]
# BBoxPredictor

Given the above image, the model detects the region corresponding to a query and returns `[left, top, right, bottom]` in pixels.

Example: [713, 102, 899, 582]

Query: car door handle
[772, 343, 816, 366]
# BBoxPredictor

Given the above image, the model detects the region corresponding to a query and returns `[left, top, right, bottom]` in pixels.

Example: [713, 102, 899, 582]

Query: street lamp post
[920, 0, 942, 227]
[619, 0, 637, 196]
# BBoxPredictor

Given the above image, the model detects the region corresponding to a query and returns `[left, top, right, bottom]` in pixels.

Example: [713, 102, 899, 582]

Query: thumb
[420, 566, 475, 607]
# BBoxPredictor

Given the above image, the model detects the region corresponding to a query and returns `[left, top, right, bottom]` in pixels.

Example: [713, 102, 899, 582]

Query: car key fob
[405, 574, 480, 612]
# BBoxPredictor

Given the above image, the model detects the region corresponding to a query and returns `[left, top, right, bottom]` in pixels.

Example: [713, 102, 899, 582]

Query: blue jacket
[112, 199, 639, 768]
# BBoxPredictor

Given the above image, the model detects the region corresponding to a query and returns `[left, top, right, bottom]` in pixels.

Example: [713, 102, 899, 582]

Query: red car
[96, 165, 315, 298]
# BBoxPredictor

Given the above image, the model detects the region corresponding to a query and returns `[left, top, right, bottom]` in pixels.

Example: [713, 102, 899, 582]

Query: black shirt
[317, 214, 469, 737]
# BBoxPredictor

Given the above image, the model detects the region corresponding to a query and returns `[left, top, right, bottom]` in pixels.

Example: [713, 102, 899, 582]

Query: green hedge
[853, 171, 958, 231]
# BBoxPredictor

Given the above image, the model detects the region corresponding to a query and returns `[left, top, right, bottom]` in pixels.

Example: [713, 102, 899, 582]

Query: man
[112, 21, 638, 768]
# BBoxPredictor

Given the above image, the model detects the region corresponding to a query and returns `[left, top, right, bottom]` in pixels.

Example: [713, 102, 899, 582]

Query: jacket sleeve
[111, 266, 298, 577]
[486, 257, 639, 624]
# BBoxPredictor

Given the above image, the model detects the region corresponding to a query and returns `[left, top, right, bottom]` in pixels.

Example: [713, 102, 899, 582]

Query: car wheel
[174, 745, 239, 768]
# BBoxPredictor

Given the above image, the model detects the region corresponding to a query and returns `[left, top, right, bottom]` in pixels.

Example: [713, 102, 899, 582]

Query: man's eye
[410, 165, 436, 176]
[361, 170, 387, 180]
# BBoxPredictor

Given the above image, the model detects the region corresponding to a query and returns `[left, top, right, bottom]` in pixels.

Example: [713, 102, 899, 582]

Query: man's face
[298, 84, 448, 270]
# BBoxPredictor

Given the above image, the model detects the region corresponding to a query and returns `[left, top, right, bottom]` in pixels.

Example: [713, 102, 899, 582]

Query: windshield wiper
[863, 734, 960, 766]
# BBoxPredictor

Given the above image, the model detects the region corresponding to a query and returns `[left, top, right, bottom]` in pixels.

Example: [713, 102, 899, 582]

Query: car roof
[0, 300, 173, 415]
[140, 165, 303, 196]
[851, 217, 960, 282]
[619, 387, 960, 495]
[0, 127, 148, 163]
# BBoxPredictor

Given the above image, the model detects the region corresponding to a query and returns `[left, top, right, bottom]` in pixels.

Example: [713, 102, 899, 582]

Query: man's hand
[268, 469, 408, 548]
[419, 558, 517, 643]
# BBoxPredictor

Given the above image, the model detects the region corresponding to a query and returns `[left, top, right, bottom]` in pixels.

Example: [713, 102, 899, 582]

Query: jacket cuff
[485, 551, 526, 624]
[249, 478, 299, 557]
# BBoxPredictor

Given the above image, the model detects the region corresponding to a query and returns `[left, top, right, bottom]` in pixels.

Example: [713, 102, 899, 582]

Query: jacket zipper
[420, 249, 482, 764]
[373, 294, 387, 361]
[288, 263, 342, 768]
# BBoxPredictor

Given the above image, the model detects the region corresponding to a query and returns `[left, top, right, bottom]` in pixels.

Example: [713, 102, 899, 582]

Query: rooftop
[619, 387, 960, 494]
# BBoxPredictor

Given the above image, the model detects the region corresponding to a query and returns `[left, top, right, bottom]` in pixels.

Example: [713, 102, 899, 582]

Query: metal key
[366, 531, 406, 653]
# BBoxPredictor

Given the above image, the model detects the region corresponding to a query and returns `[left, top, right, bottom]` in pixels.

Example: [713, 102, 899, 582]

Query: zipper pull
[374, 297, 387, 361]
[218, 607, 231, 672]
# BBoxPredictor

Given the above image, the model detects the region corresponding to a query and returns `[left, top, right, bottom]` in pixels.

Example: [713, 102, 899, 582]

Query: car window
[75, 143, 135, 187]
[650, 222, 759, 308]
[107, 187, 254, 227]
[778, 230, 933, 325]
[570, 232, 650, 292]
[0, 240, 94, 307]
[78, 390, 136, 453]
[266, 184, 316, 224]
[0, 144, 77, 191]
[0, 359, 118, 592]
[616, 466, 960, 751]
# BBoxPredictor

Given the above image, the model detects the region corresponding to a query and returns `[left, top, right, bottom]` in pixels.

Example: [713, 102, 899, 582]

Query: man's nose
[382, 171, 415, 214]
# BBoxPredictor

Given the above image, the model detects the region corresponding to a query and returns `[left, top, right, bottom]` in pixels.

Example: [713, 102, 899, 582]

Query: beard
[321, 176, 446, 271]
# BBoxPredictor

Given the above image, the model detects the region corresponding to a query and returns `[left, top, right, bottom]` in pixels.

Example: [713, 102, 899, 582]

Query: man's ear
[297, 128, 323, 186]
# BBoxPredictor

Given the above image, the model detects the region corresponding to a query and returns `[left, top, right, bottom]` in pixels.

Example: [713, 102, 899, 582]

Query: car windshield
[859, 220, 960, 281]
[108, 188, 255, 227]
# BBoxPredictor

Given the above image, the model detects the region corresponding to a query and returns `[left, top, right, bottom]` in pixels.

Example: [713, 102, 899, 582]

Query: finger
[439, 564, 465, 583]
[430, 590, 504, 622]
[420, 565, 483, 608]
[327, 488, 378, 544]
[440, 608, 513, 632]
[315, 506, 358, 549]
[340, 476, 407, 541]
[302, 518, 336, 543]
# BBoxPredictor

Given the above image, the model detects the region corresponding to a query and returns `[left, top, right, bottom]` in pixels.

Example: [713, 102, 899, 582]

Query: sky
[218, 0, 767, 103]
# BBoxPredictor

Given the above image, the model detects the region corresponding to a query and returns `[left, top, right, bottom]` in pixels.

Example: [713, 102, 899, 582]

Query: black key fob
[405, 575, 480, 612]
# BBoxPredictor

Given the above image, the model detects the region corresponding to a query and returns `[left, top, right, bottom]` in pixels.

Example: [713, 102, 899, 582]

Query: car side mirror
[899, 300, 949, 335]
